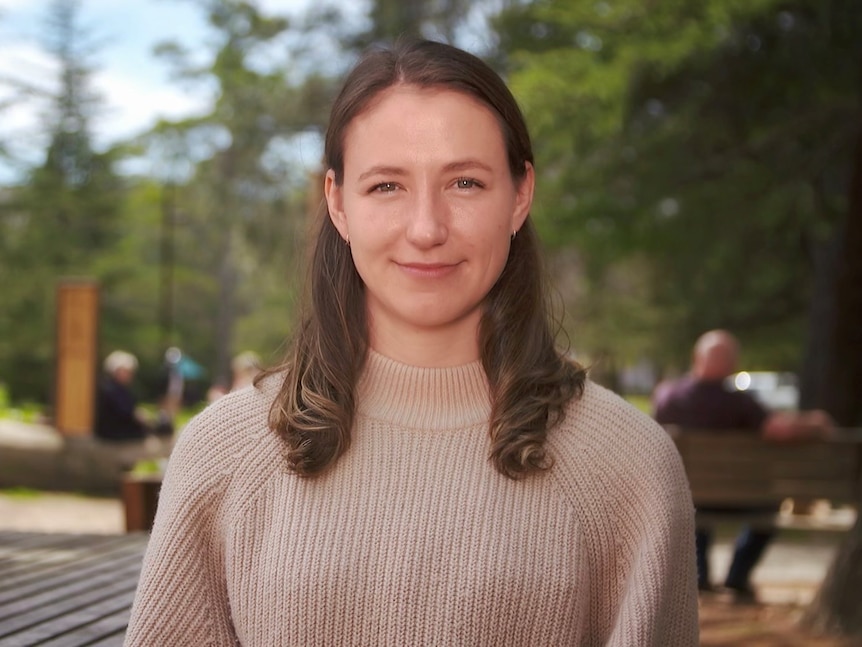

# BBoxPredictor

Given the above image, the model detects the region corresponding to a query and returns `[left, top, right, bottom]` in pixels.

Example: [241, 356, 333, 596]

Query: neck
[368, 312, 481, 368]
[691, 369, 730, 382]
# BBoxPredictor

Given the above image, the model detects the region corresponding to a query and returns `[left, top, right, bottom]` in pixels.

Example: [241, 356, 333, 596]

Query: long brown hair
[265, 38, 585, 478]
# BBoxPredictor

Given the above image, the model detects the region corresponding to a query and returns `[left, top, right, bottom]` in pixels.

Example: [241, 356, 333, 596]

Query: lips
[396, 261, 461, 278]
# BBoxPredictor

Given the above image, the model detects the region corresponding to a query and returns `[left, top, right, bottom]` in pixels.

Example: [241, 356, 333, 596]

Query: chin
[407, 305, 480, 331]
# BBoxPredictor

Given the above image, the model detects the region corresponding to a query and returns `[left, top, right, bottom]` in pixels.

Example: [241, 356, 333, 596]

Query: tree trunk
[820, 125, 862, 428]
[803, 493, 862, 636]
[215, 228, 237, 388]
[798, 228, 840, 410]
[802, 122, 862, 637]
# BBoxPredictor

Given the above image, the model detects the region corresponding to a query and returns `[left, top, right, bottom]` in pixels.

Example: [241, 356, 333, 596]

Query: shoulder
[548, 380, 690, 506]
[652, 375, 691, 409]
[557, 380, 678, 455]
[159, 373, 286, 512]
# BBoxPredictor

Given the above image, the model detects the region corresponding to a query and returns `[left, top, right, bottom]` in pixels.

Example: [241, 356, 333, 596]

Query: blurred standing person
[154, 347, 184, 437]
[95, 351, 149, 442]
[205, 352, 261, 402]
[126, 39, 698, 646]
[230, 351, 261, 391]
[653, 329, 833, 599]
[206, 382, 228, 403]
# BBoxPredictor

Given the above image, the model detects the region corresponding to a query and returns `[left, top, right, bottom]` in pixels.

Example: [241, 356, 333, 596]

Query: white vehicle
[726, 371, 800, 411]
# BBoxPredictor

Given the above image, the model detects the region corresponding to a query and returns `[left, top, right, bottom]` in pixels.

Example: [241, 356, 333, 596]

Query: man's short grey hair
[104, 350, 138, 375]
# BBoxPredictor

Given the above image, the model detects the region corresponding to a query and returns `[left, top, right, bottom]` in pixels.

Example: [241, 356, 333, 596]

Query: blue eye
[456, 178, 479, 189]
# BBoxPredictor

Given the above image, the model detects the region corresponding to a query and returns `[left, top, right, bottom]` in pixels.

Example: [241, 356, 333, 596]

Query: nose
[405, 187, 448, 248]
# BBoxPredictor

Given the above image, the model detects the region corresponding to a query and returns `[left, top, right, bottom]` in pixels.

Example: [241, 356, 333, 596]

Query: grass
[625, 394, 652, 414]
[0, 486, 43, 500]
[0, 383, 45, 423]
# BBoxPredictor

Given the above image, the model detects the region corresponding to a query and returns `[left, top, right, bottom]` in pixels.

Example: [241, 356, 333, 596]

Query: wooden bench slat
[689, 483, 856, 505]
[0, 531, 147, 647]
[0, 587, 137, 646]
[0, 533, 137, 576]
[688, 474, 856, 489]
[0, 533, 126, 573]
[0, 558, 142, 631]
[682, 449, 855, 466]
[693, 495, 783, 506]
[36, 607, 132, 647]
[684, 460, 856, 479]
[85, 631, 129, 647]
[671, 429, 862, 514]
[0, 537, 147, 603]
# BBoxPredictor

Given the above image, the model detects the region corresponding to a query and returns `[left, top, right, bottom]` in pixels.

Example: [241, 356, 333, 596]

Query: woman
[126, 39, 698, 646]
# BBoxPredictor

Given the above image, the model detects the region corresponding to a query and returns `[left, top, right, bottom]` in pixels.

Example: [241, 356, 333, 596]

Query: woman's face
[325, 85, 534, 357]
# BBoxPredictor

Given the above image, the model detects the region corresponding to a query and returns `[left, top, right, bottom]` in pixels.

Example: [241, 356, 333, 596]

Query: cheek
[344, 199, 398, 240]
[488, 241, 513, 278]
[348, 222, 394, 258]
[466, 234, 512, 286]
[464, 213, 512, 256]
[346, 238, 386, 289]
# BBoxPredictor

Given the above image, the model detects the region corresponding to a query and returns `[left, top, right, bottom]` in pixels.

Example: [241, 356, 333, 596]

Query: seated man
[653, 329, 832, 599]
[95, 350, 150, 442]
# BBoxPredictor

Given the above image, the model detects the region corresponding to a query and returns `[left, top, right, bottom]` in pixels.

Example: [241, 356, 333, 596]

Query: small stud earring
[511, 229, 517, 240]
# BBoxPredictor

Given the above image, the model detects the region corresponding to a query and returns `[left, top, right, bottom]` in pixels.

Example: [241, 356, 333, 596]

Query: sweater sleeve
[124, 402, 242, 646]
[606, 429, 700, 646]
[552, 382, 699, 646]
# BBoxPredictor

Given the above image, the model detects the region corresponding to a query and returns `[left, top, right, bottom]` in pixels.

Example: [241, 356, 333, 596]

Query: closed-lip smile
[397, 261, 461, 277]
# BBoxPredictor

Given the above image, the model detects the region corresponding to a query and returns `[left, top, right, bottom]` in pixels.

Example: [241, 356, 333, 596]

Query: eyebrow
[356, 159, 494, 183]
[442, 159, 494, 174]
[357, 166, 407, 182]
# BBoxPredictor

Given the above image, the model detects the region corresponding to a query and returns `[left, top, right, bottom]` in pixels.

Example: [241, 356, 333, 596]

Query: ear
[325, 169, 349, 241]
[511, 162, 535, 233]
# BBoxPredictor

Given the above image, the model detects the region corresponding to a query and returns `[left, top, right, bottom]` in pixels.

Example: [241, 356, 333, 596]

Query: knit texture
[125, 351, 699, 646]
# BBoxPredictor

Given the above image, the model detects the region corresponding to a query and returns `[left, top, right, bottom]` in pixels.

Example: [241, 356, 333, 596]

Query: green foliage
[0, 0, 532, 408]
[497, 0, 859, 373]
[350, 0, 475, 47]
[135, 0, 316, 384]
[4, 0, 857, 411]
[0, 0, 126, 402]
[130, 458, 165, 477]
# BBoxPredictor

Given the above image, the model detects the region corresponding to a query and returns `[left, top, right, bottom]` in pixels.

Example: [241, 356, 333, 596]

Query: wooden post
[122, 474, 162, 532]
[55, 280, 99, 437]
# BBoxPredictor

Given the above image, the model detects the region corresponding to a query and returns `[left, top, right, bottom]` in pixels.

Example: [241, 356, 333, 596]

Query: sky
[0, 0, 353, 180]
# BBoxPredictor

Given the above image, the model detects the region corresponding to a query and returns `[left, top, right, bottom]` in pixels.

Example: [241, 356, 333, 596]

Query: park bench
[667, 427, 862, 532]
[0, 531, 148, 646]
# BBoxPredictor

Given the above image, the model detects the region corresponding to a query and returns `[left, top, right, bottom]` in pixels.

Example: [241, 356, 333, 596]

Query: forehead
[342, 84, 507, 159]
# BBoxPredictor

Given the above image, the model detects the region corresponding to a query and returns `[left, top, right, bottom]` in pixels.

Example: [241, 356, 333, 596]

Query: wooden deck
[0, 531, 148, 647]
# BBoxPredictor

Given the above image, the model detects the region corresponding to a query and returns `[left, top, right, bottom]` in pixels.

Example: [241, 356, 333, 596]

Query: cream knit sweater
[125, 351, 699, 646]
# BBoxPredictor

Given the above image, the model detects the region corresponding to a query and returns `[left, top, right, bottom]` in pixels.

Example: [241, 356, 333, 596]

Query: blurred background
[0, 0, 859, 427]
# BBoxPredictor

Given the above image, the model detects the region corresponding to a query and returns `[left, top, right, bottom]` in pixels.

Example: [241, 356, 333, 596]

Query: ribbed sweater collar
[356, 350, 492, 430]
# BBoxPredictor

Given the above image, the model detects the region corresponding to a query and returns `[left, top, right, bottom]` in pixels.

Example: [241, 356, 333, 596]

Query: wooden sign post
[55, 280, 99, 437]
